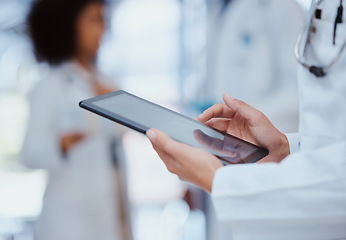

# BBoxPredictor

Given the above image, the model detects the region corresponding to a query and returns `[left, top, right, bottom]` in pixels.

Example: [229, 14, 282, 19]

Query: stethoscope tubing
[295, 0, 346, 77]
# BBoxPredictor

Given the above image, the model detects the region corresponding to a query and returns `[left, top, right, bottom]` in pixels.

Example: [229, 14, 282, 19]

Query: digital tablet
[79, 90, 268, 164]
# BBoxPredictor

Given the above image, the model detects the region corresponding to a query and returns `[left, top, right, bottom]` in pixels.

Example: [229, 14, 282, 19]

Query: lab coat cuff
[286, 133, 300, 153]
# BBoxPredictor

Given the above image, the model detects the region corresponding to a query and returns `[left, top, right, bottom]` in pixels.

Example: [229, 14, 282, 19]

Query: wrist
[273, 133, 290, 162]
[205, 163, 223, 193]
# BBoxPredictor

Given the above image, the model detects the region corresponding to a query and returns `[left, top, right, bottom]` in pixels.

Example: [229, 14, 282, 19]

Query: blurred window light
[109, 0, 181, 99]
[0, 93, 29, 158]
[0, 170, 47, 218]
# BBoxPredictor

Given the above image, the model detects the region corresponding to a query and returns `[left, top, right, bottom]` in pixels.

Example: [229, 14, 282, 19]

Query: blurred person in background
[193, 0, 305, 133]
[21, 0, 131, 239]
[186, 0, 305, 239]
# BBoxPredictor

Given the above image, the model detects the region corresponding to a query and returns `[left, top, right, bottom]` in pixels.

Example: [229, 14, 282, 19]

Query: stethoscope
[295, 0, 346, 77]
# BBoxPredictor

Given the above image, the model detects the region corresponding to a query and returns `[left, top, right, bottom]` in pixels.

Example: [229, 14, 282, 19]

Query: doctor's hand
[146, 129, 224, 193]
[198, 94, 290, 163]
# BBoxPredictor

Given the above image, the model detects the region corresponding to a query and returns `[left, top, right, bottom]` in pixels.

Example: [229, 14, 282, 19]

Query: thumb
[146, 129, 181, 154]
[222, 93, 262, 124]
[146, 129, 158, 143]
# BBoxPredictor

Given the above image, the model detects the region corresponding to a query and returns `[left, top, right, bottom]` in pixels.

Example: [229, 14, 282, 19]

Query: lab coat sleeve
[286, 132, 301, 153]
[211, 141, 346, 223]
[21, 81, 62, 170]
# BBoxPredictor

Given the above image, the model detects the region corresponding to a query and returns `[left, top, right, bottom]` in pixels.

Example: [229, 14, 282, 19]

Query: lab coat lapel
[299, 5, 346, 150]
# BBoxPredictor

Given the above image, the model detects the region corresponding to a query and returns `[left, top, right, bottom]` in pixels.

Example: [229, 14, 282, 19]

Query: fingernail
[146, 129, 157, 141]
[225, 93, 234, 101]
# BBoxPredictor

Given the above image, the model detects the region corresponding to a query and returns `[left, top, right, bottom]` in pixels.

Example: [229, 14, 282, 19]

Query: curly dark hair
[27, 0, 105, 65]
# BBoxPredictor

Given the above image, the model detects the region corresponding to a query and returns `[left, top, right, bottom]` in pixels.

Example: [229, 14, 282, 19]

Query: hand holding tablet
[79, 90, 269, 164]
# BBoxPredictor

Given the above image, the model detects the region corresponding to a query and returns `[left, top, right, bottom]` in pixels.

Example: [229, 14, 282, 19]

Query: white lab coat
[211, 1, 346, 239]
[196, 0, 304, 133]
[21, 62, 124, 240]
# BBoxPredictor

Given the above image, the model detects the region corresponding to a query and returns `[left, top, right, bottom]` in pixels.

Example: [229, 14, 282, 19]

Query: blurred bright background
[0, 0, 310, 239]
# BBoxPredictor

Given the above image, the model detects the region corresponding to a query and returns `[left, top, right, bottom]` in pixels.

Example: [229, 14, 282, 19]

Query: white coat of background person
[21, 1, 131, 240]
[146, 0, 346, 239]
[192, 1, 305, 239]
[194, 0, 305, 133]
[21, 62, 125, 240]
